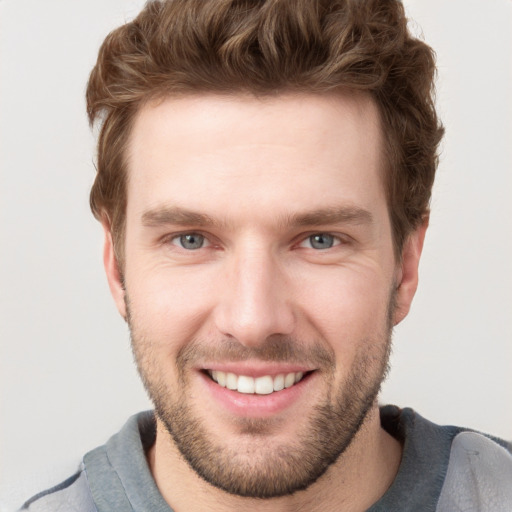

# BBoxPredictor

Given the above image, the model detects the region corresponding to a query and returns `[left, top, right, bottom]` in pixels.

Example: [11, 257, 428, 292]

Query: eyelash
[164, 231, 347, 252]
[298, 233, 344, 250]
[168, 232, 211, 250]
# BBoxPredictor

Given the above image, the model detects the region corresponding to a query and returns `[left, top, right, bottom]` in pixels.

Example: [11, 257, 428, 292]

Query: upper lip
[198, 362, 315, 378]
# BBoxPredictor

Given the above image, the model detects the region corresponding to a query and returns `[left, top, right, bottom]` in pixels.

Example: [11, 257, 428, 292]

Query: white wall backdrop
[1, 0, 511, 509]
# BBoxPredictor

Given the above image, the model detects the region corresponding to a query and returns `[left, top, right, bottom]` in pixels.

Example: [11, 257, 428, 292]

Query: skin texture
[103, 93, 426, 511]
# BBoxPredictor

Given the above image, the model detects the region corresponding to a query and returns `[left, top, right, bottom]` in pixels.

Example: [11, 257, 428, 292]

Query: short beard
[128, 295, 394, 499]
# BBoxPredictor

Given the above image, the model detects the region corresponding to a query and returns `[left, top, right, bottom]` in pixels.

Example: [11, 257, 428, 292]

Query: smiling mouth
[206, 370, 311, 395]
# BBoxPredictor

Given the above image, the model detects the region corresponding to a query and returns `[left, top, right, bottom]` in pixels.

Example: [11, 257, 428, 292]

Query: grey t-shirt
[20, 406, 512, 511]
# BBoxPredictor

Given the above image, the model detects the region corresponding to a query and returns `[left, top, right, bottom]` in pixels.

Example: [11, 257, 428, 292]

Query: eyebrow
[142, 207, 221, 228]
[283, 206, 373, 228]
[141, 205, 373, 230]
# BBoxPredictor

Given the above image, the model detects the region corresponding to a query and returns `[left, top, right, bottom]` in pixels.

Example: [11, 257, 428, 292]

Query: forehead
[126, 92, 386, 224]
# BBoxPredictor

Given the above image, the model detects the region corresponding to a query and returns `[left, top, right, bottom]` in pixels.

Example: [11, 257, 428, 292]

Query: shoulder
[376, 405, 512, 511]
[17, 411, 155, 512]
[436, 430, 512, 511]
[19, 466, 97, 512]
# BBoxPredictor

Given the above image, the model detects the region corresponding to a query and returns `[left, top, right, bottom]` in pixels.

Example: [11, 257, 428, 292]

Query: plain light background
[1, 0, 511, 509]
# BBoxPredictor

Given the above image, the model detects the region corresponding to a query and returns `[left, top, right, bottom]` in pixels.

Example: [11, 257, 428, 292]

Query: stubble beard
[128, 298, 394, 499]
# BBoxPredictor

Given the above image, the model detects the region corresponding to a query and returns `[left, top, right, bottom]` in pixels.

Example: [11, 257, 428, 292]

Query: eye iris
[310, 234, 334, 249]
[180, 234, 204, 250]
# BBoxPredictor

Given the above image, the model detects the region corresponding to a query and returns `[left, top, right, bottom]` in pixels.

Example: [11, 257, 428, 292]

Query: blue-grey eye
[177, 233, 205, 250]
[309, 233, 335, 250]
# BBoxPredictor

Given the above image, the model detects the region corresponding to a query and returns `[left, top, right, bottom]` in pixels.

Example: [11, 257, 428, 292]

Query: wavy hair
[87, 0, 444, 263]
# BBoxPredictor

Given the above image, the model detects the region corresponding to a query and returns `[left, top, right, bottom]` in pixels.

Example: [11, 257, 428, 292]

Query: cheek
[127, 265, 217, 352]
[294, 266, 393, 349]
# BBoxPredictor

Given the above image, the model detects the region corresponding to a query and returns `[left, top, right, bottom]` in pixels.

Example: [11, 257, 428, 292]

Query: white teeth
[273, 374, 285, 391]
[209, 370, 306, 394]
[284, 372, 295, 388]
[226, 372, 238, 390]
[254, 375, 274, 395]
[237, 375, 255, 394]
[217, 370, 226, 387]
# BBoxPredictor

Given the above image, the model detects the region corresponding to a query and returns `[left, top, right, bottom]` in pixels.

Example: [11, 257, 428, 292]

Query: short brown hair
[87, 0, 444, 263]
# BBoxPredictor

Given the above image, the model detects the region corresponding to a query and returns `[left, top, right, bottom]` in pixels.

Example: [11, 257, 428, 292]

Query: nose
[213, 246, 295, 347]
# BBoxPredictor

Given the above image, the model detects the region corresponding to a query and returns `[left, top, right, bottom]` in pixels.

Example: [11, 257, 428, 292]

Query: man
[20, 0, 512, 511]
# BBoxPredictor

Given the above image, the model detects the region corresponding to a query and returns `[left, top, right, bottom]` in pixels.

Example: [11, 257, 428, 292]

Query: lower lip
[199, 371, 314, 418]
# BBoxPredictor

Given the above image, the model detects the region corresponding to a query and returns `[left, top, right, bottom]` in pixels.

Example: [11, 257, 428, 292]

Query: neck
[147, 405, 402, 512]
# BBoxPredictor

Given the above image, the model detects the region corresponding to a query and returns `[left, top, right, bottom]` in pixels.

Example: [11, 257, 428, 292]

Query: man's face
[104, 93, 420, 497]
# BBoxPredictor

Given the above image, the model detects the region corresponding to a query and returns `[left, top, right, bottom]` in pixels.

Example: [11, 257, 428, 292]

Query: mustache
[176, 336, 336, 370]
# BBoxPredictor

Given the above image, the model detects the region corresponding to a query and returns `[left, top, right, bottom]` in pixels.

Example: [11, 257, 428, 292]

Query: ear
[393, 217, 429, 326]
[102, 220, 127, 321]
